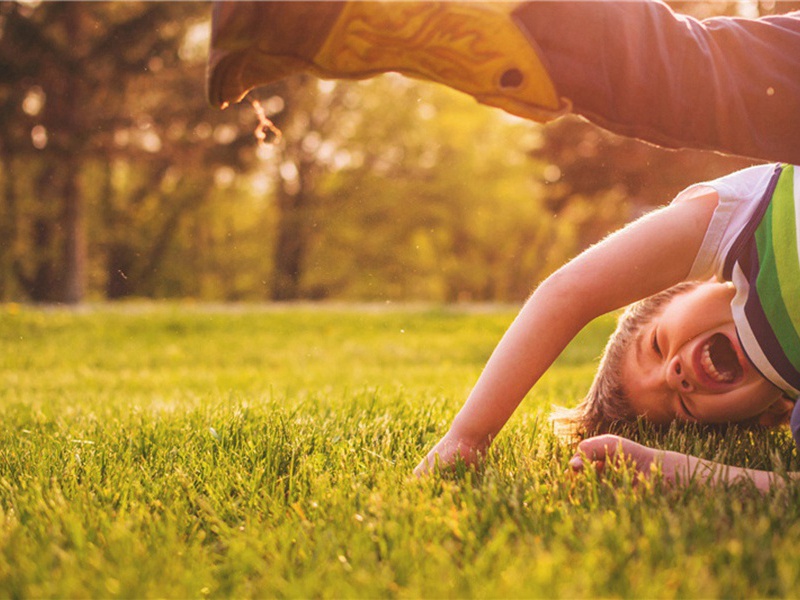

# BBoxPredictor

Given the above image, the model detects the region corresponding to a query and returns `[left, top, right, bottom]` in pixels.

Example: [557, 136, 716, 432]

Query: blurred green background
[0, 1, 790, 305]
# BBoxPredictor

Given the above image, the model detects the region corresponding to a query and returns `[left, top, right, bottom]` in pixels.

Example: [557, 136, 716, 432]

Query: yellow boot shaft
[207, 1, 566, 122]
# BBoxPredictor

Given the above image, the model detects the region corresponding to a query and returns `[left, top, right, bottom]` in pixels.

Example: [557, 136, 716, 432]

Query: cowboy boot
[207, 1, 567, 122]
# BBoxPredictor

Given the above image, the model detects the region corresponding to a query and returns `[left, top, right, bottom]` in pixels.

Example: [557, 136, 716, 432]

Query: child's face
[622, 282, 786, 425]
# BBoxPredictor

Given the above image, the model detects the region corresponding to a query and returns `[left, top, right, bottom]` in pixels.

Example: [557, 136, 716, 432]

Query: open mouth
[699, 333, 742, 384]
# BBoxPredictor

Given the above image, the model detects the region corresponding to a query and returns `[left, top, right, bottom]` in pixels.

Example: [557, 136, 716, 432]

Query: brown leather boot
[207, 1, 566, 122]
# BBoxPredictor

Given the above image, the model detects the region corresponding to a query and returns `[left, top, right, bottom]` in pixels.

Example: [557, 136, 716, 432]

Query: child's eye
[651, 328, 662, 357]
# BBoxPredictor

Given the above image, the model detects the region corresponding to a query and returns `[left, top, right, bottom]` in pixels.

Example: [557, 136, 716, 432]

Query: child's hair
[551, 281, 701, 439]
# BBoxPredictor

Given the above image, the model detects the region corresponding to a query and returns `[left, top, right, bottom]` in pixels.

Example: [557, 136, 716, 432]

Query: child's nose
[666, 356, 694, 393]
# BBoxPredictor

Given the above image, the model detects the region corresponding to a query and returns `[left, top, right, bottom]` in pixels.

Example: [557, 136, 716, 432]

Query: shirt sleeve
[676, 164, 779, 281]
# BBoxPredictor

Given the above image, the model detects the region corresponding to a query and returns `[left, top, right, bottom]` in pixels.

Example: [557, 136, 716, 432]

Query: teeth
[700, 341, 736, 384]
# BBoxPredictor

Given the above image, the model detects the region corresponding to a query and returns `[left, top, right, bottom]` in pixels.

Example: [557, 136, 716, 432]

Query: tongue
[708, 333, 742, 381]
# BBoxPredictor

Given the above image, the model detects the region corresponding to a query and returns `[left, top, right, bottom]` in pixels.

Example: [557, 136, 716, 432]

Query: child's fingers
[568, 454, 605, 474]
[568, 455, 584, 471]
[576, 434, 628, 462]
[572, 435, 662, 483]
[571, 434, 648, 477]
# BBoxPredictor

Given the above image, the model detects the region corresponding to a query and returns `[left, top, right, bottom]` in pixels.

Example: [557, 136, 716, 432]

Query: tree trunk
[60, 160, 86, 304]
[0, 147, 16, 300]
[270, 187, 310, 301]
[53, 4, 87, 304]
[14, 163, 59, 303]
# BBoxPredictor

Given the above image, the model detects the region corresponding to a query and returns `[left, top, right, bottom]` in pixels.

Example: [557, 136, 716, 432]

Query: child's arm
[414, 187, 719, 475]
[571, 434, 800, 492]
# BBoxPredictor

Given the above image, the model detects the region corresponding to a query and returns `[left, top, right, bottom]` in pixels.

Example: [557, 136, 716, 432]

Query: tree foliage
[0, 1, 777, 304]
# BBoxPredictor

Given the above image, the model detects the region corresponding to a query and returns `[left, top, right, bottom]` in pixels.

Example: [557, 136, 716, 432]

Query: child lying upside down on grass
[414, 162, 800, 490]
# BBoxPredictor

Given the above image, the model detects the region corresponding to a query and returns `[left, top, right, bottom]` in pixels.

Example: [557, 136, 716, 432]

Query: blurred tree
[0, 2, 260, 302]
[0, 2, 201, 302]
[255, 75, 349, 301]
[263, 73, 752, 303]
[0, 0, 796, 305]
[531, 115, 756, 252]
[255, 75, 577, 302]
[94, 59, 255, 300]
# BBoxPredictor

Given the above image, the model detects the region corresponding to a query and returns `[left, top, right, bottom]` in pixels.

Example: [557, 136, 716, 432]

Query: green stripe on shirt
[772, 166, 800, 330]
[755, 165, 800, 368]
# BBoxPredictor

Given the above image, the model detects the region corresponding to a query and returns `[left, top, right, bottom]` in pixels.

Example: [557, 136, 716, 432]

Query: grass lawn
[1, 302, 800, 598]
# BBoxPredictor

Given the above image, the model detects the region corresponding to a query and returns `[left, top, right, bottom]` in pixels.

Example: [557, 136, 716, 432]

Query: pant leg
[514, 1, 800, 164]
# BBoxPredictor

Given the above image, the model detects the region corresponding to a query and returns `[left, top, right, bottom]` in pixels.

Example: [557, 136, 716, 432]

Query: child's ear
[757, 396, 795, 427]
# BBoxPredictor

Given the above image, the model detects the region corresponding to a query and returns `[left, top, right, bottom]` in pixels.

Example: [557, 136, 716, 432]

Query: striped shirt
[687, 163, 800, 402]
[723, 164, 800, 399]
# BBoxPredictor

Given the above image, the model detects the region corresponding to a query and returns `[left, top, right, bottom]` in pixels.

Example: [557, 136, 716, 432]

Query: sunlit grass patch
[0, 304, 798, 598]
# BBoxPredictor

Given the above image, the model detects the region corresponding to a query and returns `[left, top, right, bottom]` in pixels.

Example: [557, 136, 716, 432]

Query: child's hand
[413, 432, 485, 476]
[570, 433, 792, 490]
[569, 434, 666, 481]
